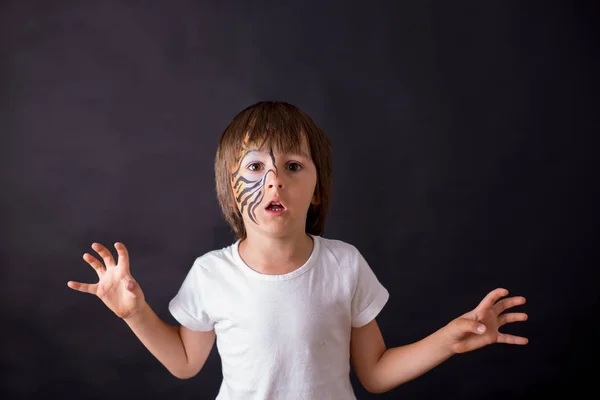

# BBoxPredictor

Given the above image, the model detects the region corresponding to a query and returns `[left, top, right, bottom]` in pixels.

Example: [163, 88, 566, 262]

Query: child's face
[230, 136, 317, 237]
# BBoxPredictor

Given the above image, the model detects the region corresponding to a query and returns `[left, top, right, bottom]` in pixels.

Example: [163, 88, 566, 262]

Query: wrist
[123, 301, 150, 325]
[433, 325, 459, 357]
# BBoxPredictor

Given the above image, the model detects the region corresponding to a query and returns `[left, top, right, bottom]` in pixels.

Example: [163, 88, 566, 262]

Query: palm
[449, 288, 528, 354]
[95, 258, 138, 317]
[67, 242, 144, 319]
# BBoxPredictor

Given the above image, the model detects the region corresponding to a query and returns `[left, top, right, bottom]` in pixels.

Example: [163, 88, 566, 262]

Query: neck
[239, 230, 314, 275]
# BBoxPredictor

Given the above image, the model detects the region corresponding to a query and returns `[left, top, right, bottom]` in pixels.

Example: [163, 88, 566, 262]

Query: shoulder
[187, 242, 239, 277]
[316, 236, 362, 267]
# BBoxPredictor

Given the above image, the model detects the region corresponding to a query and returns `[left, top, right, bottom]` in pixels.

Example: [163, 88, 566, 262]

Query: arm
[351, 320, 455, 394]
[124, 302, 215, 379]
[350, 288, 528, 394]
[68, 242, 215, 379]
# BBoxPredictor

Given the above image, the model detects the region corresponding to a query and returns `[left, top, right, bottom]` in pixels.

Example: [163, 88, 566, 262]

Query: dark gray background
[1, 1, 598, 399]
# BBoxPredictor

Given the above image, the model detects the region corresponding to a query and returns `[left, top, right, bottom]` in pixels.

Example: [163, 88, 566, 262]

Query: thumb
[458, 318, 487, 335]
[122, 275, 136, 291]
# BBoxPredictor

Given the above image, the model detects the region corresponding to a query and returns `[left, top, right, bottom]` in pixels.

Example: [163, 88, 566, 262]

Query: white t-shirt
[169, 235, 389, 400]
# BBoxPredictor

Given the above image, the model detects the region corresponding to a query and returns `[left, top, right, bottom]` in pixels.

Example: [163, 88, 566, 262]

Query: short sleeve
[168, 259, 215, 331]
[351, 250, 389, 328]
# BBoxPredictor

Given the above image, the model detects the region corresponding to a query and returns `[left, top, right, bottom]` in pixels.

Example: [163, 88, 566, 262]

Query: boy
[68, 101, 528, 399]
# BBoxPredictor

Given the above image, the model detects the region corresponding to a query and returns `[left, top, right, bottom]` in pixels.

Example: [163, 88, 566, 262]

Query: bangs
[226, 102, 312, 165]
[250, 121, 310, 158]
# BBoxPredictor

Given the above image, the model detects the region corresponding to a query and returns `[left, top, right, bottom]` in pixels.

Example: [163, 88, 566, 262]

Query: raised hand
[444, 288, 529, 354]
[67, 242, 145, 320]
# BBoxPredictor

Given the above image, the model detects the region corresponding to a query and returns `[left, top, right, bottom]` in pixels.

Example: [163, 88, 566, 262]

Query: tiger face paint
[230, 132, 276, 225]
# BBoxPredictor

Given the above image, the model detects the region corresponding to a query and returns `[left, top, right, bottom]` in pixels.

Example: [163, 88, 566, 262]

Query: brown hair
[215, 101, 332, 240]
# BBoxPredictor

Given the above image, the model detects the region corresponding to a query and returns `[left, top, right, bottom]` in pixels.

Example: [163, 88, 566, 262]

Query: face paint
[230, 131, 279, 225]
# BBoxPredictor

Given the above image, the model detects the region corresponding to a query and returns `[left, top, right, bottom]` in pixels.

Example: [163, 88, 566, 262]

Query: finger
[122, 275, 136, 291]
[493, 296, 527, 315]
[458, 318, 488, 335]
[498, 312, 528, 327]
[114, 242, 130, 271]
[476, 288, 509, 312]
[83, 253, 105, 276]
[91, 242, 116, 268]
[497, 333, 529, 345]
[67, 280, 98, 295]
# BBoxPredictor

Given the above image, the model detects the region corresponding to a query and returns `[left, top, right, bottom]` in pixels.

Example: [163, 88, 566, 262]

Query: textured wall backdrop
[1, 1, 598, 399]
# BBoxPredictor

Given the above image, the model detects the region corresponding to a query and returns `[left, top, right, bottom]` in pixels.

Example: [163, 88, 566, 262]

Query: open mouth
[265, 201, 286, 212]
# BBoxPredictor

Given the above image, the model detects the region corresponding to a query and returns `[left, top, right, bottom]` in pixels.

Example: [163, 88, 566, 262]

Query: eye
[286, 162, 303, 172]
[247, 162, 264, 172]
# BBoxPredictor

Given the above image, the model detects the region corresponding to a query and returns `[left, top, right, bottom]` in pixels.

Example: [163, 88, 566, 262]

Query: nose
[266, 170, 283, 190]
